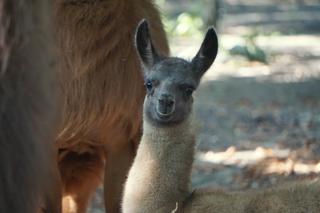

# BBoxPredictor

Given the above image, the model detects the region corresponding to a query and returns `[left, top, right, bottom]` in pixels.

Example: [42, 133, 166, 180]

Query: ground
[89, 1, 320, 211]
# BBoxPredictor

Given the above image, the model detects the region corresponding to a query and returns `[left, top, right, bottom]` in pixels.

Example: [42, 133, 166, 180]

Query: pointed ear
[135, 19, 159, 71]
[191, 28, 218, 78]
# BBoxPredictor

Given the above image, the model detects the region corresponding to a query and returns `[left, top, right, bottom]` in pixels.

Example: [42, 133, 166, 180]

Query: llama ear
[191, 28, 218, 79]
[135, 19, 159, 71]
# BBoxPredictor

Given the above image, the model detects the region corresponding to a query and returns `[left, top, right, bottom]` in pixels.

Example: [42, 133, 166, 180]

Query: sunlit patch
[62, 195, 77, 213]
[263, 159, 320, 175]
[197, 146, 290, 166]
[197, 146, 320, 175]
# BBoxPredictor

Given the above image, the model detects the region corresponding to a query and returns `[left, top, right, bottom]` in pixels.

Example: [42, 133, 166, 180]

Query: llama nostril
[158, 98, 165, 105]
[167, 99, 174, 107]
[158, 97, 175, 108]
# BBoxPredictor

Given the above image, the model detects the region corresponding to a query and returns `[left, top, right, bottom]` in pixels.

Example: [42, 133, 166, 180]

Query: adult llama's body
[54, 0, 169, 212]
[0, 0, 61, 212]
[123, 21, 320, 213]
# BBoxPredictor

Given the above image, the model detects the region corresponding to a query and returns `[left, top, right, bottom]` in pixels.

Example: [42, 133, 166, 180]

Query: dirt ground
[89, 1, 320, 212]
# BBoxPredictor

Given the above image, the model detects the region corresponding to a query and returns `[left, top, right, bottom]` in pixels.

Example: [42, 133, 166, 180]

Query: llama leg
[42, 163, 62, 213]
[58, 148, 104, 213]
[104, 140, 136, 213]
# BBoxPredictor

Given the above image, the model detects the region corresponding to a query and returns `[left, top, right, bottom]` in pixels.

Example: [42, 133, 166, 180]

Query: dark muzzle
[156, 94, 175, 116]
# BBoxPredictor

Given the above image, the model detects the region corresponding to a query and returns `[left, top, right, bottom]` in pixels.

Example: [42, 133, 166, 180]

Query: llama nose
[157, 94, 175, 115]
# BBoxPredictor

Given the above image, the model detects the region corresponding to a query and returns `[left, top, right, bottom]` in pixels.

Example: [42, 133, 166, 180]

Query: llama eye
[184, 87, 194, 96]
[145, 81, 153, 91]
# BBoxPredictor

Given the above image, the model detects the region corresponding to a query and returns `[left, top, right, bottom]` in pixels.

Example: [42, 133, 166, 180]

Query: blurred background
[91, 0, 320, 211]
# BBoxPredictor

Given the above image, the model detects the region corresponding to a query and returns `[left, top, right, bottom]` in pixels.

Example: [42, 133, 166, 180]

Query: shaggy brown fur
[0, 0, 61, 212]
[54, 0, 169, 212]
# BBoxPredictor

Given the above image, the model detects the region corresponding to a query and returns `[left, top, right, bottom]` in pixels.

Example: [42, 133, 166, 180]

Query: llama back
[0, 0, 61, 212]
[182, 180, 320, 213]
[54, 0, 169, 147]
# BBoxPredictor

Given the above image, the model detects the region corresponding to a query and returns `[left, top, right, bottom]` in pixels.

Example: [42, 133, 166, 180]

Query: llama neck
[122, 116, 195, 212]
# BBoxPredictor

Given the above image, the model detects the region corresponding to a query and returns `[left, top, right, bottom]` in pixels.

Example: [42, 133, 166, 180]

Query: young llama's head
[135, 20, 218, 126]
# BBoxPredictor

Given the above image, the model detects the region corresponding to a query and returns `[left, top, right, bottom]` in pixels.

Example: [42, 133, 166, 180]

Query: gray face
[143, 58, 199, 125]
[135, 20, 218, 126]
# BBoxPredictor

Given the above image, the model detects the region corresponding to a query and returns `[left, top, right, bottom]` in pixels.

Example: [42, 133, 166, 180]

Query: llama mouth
[156, 111, 172, 120]
[155, 109, 174, 122]
[156, 104, 175, 117]
[156, 106, 174, 120]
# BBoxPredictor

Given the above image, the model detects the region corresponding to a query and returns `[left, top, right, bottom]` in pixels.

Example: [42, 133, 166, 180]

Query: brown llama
[54, 0, 169, 212]
[122, 20, 320, 213]
[0, 0, 61, 212]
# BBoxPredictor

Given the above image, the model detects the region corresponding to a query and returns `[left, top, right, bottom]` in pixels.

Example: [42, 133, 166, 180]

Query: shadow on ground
[193, 76, 320, 190]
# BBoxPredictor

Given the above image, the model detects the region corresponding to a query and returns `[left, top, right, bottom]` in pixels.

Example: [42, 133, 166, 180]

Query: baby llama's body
[122, 20, 320, 213]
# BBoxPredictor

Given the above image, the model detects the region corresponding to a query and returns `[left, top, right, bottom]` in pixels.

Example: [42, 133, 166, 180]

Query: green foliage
[155, 0, 166, 7]
[163, 12, 203, 37]
[229, 31, 268, 64]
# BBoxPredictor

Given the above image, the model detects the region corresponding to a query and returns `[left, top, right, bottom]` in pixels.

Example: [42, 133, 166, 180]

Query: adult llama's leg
[58, 146, 104, 213]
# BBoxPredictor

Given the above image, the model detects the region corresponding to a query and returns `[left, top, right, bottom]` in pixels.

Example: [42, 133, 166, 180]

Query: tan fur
[183, 180, 320, 212]
[54, 0, 169, 212]
[123, 114, 320, 213]
[122, 115, 196, 213]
